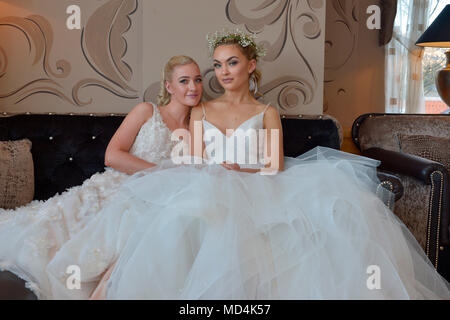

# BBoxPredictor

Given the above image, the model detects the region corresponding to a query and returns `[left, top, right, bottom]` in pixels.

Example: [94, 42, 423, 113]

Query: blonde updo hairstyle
[157, 55, 199, 106]
[214, 39, 262, 97]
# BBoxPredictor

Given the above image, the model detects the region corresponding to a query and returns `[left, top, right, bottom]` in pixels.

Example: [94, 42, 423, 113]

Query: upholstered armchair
[352, 113, 450, 282]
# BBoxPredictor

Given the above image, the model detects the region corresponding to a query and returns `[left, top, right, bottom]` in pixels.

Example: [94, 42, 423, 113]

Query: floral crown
[206, 28, 267, 58]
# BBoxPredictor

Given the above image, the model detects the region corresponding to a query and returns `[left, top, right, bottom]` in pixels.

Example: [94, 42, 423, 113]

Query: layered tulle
[0, 103, 176, 299]
[44, 147, 450, 299]
[0, 168, 129, 298]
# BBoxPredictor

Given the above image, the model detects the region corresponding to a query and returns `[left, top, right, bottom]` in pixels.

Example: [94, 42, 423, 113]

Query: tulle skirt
[0, 168, 129, 299]
[24, 147, 450, 299]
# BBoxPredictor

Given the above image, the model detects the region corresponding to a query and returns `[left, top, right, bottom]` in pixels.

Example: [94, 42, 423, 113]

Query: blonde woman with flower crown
[0, 55, 203, 299]
[45, 31, 450, 300]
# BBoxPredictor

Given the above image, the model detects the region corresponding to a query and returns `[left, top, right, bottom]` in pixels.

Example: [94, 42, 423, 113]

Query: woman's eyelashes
[213, 60, 239, 69]
[179, 78, 202, 84]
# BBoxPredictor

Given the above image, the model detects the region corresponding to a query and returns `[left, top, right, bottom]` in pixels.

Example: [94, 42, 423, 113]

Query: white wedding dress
[41, 104, 450, 300]
[2, 104, 449, 299]
[0, 102, 177, 299]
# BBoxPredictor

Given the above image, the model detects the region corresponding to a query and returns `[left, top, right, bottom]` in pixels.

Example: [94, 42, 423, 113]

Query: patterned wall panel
[143, 0, 325, 115]
[0, 0, 142, 114]
[0, 0, 325, 115]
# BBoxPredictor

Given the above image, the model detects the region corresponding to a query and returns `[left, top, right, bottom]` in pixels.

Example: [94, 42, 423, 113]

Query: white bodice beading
[129, 102, 177, 164]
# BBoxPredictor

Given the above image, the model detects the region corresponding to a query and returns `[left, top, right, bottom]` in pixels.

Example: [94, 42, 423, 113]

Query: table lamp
[416, 4, 450, 106]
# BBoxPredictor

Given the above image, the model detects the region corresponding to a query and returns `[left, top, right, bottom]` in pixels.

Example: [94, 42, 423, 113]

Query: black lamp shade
[416, 4, 450, 47]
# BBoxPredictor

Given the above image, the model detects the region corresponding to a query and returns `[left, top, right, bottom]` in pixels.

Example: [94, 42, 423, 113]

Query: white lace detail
[129, 102, 177, 164]
[0, 101, 179, 299]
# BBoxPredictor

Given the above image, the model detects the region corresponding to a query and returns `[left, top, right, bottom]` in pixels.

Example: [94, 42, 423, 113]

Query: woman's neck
[163, 101, 190, 126]
[221, 89, 255, 106]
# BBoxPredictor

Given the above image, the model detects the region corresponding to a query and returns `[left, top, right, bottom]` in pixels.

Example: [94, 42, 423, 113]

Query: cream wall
[0, 0, 326, 115]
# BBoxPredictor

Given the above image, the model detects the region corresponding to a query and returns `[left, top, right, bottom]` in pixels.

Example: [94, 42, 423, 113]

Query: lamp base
[436, 50, 450, 107]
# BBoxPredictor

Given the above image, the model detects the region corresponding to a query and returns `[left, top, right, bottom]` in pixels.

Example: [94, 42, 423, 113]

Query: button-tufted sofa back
[0, 113, 342, 201]
[0, 114, 124, 200]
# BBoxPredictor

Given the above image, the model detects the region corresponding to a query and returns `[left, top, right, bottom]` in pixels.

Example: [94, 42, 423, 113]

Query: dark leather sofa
[0, 112, 398, 299]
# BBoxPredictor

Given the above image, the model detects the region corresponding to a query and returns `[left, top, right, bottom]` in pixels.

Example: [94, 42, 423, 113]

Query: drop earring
[249, 74, 258, 95]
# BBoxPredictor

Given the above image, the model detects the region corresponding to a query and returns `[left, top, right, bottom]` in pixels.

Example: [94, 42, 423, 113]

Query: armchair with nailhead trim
[352, 113, 450, 282]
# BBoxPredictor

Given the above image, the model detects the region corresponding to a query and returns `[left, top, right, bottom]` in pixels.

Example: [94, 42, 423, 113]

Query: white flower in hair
[206, 28, 267, 58]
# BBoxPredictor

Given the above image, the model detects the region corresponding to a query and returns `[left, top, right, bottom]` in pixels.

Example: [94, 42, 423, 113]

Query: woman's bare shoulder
[130, 102, 155, 116]
[125, 102, 155, 124]
[265, 105, 279, 115]
[259, 103, 280, 125]
[255, 101, 277, 114]
[190, 104, 204, 120]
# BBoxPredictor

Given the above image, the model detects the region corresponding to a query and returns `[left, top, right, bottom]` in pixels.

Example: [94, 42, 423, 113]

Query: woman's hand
[220, 162, 263, 174]
[220, 161, 241, 172]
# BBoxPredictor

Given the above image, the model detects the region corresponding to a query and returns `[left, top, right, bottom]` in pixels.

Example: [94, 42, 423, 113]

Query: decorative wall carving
[76, 0, 139, 106]
[260, 75, 314, 111]
[1, 0, 324, 114]
[0, 47, 7, 78]
[0, 0, 140, 112]
[0, 15, 74, 105]
[325, 0, 359, 81]
[199, 0, 325, 114]
[323, 0, 360, 113]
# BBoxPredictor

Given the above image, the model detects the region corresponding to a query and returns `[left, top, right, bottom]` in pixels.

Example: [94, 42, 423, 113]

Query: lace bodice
[129, 102, 177, 164]
[201, 104, 269, 169]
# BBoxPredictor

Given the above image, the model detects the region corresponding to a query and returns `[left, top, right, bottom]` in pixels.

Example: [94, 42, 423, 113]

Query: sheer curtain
[385, 0, 440, 113]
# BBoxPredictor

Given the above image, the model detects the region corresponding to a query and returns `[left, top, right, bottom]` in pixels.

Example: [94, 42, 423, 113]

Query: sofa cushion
[0, 139, 34, 209]
[397, 134, 450, 173]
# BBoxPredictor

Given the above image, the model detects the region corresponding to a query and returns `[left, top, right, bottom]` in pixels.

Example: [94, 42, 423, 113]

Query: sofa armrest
[376, 170, 404, 202]
[363, 147, 450, 251]
[363, 147, 448, 185]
